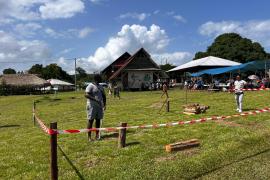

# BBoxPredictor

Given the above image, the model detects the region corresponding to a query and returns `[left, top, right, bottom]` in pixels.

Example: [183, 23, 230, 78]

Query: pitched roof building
[102, 48, 168, 90]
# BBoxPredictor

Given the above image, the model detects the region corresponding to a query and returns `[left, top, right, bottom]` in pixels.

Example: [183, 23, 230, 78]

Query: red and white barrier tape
[35, 114, 55, 135]
[54, 107, 270, 135]
[235, 88, 270, 91]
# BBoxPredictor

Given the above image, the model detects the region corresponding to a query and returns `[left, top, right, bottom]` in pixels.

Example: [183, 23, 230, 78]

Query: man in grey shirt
[85, 74, 106, 141]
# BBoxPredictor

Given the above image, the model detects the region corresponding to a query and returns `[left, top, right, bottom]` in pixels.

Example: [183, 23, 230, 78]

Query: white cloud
[78, 27, 94, 38]
[0, 30, 51, 72]
[173, 15, 186, 23]
[39, 0, 84, 19]
[54, 24, 192, 73]
[153, 10, 160, 15]
[152, 52, 193, 65]
[44, 27, 94, 39]
[0, 0, 85, 21]
[14, 22, 42, 37]
[166, 11, 186, 23]
[89, 0, 106, 4]
[199, 20, 270, 47]
[119, 12, 151, 21]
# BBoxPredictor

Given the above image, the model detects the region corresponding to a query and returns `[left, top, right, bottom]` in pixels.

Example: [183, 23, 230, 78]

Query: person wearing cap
[234, 75, 246, 113]
[85, 74, 106, 141]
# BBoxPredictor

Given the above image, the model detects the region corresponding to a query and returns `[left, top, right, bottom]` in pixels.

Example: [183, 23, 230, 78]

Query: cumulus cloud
[0, 0, 85, 21]
[199, 20, 270, 47]
[0, 30, 51, 72]
[56, 24, 189, 73]
[119, 12, 151, 21]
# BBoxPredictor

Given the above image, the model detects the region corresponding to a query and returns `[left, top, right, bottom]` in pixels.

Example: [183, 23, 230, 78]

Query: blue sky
[0, 0, 270, 74]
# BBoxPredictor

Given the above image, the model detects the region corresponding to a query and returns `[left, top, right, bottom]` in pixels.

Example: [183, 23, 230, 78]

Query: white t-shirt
[234, 80, 246, 93]
[85, 83, 104, 106]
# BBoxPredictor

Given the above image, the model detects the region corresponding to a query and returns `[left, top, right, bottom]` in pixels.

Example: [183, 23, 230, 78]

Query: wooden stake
[50, 122, 58, 180]
[166, 100, 170, 112]
[118, 122, 127, 148]
[32, 101, 36, 125]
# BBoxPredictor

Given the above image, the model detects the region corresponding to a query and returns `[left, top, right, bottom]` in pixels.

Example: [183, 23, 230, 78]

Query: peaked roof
[101, 52, 131, 74]
[108, 48, 160, 80]
[168, 56, 241, 72]
[47, 79, 74, 86]
[0, 74, 49, 86]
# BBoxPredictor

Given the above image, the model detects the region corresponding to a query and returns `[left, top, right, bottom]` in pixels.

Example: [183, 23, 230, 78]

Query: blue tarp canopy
[191, 60, 270, 76]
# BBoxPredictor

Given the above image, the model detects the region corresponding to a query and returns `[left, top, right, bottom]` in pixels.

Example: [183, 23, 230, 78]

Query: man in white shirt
[85, 74, 106, 141]
[234, 75, 246, 113]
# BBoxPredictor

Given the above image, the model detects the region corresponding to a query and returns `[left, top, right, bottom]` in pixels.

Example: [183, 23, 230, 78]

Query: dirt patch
[215, 120, 243, 127]
[85, 158, 104, 168]
[149, 102, 163, 109]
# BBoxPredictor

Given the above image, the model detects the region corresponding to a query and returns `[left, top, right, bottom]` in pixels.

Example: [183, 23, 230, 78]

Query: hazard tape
[239, 88, 270, 91]
[35, 114, 55, 135]
[53, 107, 270, 135]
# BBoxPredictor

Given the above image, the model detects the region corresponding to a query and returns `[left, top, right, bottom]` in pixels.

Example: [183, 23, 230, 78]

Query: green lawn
[1, 89, 270, 179]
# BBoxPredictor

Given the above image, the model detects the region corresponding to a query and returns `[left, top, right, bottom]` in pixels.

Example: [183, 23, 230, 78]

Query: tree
[3, 68, 16, 74]
[194, 33, 270, 63]
[76, 67, 87, 78]
[28, 64, 43, 75]
[160, 63, 176, 71]
[42, 64, 72, 82]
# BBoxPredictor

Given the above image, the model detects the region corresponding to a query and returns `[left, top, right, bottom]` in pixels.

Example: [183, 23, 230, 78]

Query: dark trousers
[87, 119, 101, 139]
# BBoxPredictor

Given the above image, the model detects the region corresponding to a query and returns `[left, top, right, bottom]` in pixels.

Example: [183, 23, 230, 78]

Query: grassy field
[1, 89, 270, 179]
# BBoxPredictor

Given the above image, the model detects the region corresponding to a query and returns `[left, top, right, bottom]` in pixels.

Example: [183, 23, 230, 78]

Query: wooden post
[118, 122, 127, 148]
[50, 122, 58, 180]
[166, 100, 170, 112]
[32, 101, 36, 125]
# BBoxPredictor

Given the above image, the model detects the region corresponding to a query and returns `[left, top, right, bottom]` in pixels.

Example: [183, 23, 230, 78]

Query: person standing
[161, 82, 169, 98]
[234, 75, 246, 113]
[85, 74, 106, 141]
[113, 82, 120, 99]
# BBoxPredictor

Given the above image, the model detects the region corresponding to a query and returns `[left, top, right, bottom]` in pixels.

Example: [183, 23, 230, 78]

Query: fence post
[166, 100, 170, 112]
[50, 122, 58, 180]
[32, 101, 36, 125]
[118, 122, 127, 148]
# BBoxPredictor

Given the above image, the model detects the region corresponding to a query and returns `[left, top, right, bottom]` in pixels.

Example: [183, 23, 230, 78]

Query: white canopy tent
[47, 79, 74, 91]
[168, 56, 241, 73]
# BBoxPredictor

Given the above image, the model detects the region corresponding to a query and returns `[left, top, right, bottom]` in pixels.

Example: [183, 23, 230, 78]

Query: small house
[102, 48, 168, 90]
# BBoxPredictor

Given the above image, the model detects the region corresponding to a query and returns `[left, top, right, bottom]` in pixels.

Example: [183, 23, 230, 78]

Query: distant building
[0, 74, 49, 95]
[47, 79, 74, 91]
[102, 48, 168, 90]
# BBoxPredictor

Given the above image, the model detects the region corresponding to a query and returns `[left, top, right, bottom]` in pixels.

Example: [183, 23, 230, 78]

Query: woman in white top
[234, 75, 246, 113]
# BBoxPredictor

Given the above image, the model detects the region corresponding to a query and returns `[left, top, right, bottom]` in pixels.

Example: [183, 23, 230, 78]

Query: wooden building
[102, 48, 168, 90]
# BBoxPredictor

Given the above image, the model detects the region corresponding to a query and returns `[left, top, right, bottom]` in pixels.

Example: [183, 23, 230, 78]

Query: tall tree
[28, 64, 43, 75]
[42, 64, 72, 82]
[76, 67, 87, 78]
[194, 33, 270, 63]
[3, 68, 16, 74]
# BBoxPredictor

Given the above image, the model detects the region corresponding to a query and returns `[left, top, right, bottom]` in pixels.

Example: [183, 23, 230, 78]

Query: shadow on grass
[126, 141, 140, 147]
[101, 132, 118, 139]
[0, 124, 20, 129]
[58, 145, 85, 180]
[243, 108, 257, 111]
[191, 147, 270, 179]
